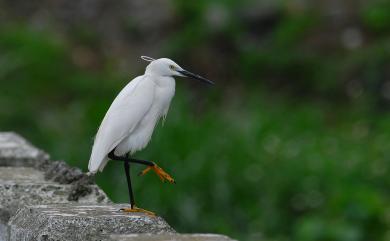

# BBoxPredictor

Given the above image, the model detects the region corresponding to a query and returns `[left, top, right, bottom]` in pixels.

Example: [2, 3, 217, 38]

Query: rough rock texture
[0, 132, 49, 167]
[9, 204, 175, 241]
[37, 159, 97, 201]
[110, 234, 237, 241]
[0, 167, 109, 241]
[39, 160, 86, 184]
[0, 167, 109, 212]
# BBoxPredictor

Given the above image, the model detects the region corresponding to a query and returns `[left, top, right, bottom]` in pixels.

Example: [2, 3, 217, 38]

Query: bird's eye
[169, 65, 175, 70]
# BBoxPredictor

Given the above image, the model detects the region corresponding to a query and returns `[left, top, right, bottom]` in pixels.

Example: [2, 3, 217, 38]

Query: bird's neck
[145, 73, 175, 88]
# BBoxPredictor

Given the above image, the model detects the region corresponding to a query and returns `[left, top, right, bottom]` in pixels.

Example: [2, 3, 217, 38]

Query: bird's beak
[178, 69, 214, 85]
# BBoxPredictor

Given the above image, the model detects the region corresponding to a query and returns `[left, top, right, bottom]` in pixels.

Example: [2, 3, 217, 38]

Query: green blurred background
[1, 0, 390, 240]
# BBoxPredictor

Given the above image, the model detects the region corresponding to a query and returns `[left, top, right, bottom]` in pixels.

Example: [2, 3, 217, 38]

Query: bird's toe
[120, 206, 156, 216]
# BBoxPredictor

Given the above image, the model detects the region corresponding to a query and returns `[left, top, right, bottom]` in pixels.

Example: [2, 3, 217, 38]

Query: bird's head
[142, 56, 214, 85]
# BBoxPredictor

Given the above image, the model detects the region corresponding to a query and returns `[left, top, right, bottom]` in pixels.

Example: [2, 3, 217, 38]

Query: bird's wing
[88, 75, 155, 173]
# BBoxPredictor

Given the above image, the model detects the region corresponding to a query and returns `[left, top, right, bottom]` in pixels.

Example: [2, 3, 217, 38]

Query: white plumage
[88, 57, 213, 174]
[89, 59, 175, 173]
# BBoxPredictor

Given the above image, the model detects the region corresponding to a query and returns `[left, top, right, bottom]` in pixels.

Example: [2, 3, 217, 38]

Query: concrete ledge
[0, 167, 109, 213]
[9, 204, 175, 241]
[0, 167, 110, 241]
[0, 132, 49, 167]
[110, 234, 237, 241]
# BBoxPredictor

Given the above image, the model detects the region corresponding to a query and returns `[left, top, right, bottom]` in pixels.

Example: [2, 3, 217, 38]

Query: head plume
[140, 56, 155, 62]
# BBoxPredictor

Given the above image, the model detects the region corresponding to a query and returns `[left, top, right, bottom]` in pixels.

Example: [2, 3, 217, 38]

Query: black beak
[178, 69, 214, 85]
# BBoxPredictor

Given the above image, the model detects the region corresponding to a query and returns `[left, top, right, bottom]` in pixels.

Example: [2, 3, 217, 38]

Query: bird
[88, 56, 214, 214]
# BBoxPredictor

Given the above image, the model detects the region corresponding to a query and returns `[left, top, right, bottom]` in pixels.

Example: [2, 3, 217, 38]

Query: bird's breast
[114, 77, 175, 155]
[154, 78, 175, 114]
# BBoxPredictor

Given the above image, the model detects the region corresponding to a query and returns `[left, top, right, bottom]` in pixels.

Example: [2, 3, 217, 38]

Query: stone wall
[0, 132, 235, 241]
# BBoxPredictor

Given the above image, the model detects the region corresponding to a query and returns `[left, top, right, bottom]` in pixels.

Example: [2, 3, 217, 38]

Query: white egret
[88, 56, 214, 214]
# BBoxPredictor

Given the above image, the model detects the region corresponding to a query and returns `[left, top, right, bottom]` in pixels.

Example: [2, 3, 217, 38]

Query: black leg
[123, 159, 135, 208]
[109, 149, 175, 190]
[130, 158, 155, 166]
[108, 149, 171, 215]
[109, 150, 153, 209]
[108, 150, 154, 166]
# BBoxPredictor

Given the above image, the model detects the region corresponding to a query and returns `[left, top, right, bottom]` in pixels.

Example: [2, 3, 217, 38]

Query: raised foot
[139, 163, 175, 184]
[120, 206, 155, 216]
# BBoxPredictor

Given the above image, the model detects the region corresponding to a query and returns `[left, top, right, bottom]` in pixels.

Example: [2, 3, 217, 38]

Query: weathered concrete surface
[37, 160, 100, 201]
[110, 234, 237, 241]
[9, 204, 175, 241]
[0, 132, 49, 166]
[0, 167, 109, 212]
[0, 167, 110, 241]
[40, 160, 86, 184]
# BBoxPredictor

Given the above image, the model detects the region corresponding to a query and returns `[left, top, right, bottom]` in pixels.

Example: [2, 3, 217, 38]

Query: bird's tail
[86, 171, 95, 176]
[88, 156, 109, 174]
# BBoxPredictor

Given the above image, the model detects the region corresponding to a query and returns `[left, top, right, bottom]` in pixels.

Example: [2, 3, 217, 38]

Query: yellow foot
[120, 206, 155, 216]
[139, 163, 175, 184]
